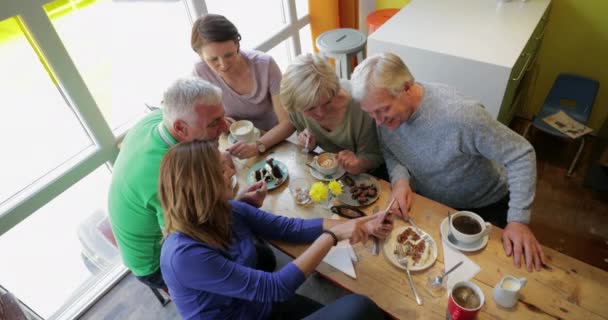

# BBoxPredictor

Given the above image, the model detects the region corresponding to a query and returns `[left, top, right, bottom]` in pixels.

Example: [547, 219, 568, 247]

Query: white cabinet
[367, 0, 551, 125]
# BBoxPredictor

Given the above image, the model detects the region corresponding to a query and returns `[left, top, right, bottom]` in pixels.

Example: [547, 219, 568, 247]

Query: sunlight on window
[0, 166, 114, 318]
[0, 15, 92, 205]
[44, 0, 196, 132]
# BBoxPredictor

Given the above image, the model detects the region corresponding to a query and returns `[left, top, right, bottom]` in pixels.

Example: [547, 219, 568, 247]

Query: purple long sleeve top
[160, 200, 323, 320]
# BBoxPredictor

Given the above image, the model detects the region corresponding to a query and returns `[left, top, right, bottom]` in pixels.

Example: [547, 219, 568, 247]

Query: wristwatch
[255, 140, 266, 154]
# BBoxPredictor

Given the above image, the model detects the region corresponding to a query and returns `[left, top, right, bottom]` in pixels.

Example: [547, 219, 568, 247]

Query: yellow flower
[309, 182, 329, 203]
[328, 180, 342, 196]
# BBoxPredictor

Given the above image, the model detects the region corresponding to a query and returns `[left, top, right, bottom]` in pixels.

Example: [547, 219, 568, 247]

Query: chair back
[544, 73, 599, 123]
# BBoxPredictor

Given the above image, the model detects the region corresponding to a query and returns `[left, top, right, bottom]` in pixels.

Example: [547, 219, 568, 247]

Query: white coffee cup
[230, 120, 254, 142]
[450, 211, 491, 244]
[313, 152, 338, 176]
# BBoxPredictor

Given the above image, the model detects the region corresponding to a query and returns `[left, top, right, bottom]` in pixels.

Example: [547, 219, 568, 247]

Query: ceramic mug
[229, 120, 254, 142]
[313, 152, 338, 176]
[493, 276, 527, 308]
[447, 281, 485, 320]
[450, 211, 491, 244]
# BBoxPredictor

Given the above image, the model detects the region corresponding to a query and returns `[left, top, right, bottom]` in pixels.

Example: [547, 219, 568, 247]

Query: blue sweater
[160, 201, 324, 320]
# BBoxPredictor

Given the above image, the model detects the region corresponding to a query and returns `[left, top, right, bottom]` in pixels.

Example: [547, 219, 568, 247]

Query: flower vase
[324, 195, 334, 211]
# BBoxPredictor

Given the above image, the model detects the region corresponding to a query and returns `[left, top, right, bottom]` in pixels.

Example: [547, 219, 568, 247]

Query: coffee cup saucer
[309, 165, 345, 181]
[228, 128, 260, 145]
[439, 217, 488, 252]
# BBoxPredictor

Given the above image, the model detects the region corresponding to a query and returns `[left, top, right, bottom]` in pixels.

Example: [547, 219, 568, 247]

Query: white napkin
[441, 239, 480, 294]
[323, 240, 357, 279]
[321, 214, 357, 279]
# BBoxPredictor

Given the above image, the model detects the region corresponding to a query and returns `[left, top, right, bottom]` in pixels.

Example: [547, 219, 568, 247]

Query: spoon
[430, 261, 464, 288]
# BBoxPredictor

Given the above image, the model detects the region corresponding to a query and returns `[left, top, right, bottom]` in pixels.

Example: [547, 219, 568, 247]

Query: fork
[396, 244, 423, 305]
[407, 217, 431, 242]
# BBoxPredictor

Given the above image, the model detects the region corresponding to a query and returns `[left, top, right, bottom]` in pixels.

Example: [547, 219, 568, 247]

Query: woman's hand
[297, 129, 316, 151]
[226, 142, 257, 159]
[364, 210, 395, 239]
[336, 150, 365, 175]
[329, 214, 378, 245]
[236, 180, 267, 208]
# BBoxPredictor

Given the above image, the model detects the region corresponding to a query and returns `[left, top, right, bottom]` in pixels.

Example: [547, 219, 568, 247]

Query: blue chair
[523, 73, 599, 176]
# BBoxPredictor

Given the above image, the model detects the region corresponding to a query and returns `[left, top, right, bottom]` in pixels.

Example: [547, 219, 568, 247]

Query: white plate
[439, 217, 489, 252]
[228, 128, 260, 145]
[309, 165, 345, 181]
[336, 173, 379, 207]
[231, 175, 238, 190]
[383, 226, 438, 272]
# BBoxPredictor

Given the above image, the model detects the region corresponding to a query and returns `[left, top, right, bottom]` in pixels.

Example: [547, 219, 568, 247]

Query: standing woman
[158, 140, 390, 320]
[191, 14, 294, 159]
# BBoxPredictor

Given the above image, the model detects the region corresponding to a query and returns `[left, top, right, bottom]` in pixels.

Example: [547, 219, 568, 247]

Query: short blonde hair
[280, 53, 340, 113]
[351, 52, 415, 100]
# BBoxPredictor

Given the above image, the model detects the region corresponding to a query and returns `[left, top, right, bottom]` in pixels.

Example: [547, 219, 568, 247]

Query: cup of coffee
[313, 152, 338, 175]
[447, 281, 484, 320]
[230, 120, 254, 142]
[450, 211, 491, 244]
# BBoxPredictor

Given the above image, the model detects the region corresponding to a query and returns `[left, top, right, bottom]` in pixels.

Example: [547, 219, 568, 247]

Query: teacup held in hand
[230, 120, 254, 142]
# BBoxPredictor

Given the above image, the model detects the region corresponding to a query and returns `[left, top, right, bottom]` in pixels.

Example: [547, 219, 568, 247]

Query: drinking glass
[289, 178, 311, 205]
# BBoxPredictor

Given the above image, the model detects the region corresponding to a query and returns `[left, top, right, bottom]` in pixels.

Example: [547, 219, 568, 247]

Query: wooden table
[221, 137, 608, 319]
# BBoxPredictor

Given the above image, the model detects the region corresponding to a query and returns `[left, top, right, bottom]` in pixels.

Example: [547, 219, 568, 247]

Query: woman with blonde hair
[158, 140, 390, 320]
[281, 53, 385, 176]
[191, 14, 294, 159]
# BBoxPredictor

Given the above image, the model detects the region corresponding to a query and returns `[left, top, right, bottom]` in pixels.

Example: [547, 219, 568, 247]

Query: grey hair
[280, 53, 339, 113]
[162, 76, 223, 128]
[351, 52, 415, 100]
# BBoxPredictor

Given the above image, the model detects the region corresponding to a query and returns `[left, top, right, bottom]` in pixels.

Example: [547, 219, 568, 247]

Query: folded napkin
[323, 240, 357, 279]
[321, 214, 357, 279]
[441, 239, 480, 294]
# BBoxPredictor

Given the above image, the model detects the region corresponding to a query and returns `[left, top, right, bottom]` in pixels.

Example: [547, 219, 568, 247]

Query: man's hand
[391, 179, 413, 219]
[364, 210, 395, 239]
[236, 180, 267, 208]
[502, 222, 546, 272]
[336, 150, 365, 175]
[227, 141, 257, 159]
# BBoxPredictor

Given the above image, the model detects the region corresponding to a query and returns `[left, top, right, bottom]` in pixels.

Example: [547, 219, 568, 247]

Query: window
[0, 166, 115, 319]
[0, 0, 310, 318]
[0, 16, 93, 206]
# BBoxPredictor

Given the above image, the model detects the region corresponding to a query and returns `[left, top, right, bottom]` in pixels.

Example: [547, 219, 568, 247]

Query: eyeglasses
[330, 205, 366, 219]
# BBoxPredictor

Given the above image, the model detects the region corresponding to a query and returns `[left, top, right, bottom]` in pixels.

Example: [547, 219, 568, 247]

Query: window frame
[0, 0, 310, 318]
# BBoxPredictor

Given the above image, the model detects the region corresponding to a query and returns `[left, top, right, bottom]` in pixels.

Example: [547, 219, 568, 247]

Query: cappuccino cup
[230, 120, 254, 142]
[450, 211, 491, 244]
[313, 152, 338, 176]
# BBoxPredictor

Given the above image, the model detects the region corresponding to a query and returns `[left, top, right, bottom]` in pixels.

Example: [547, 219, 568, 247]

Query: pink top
[193, 50, 281, 131]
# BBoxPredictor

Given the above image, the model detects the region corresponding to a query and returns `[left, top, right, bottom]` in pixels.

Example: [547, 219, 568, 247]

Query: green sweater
[108, 110, 177, 276]
[288, 81, 383, 170]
